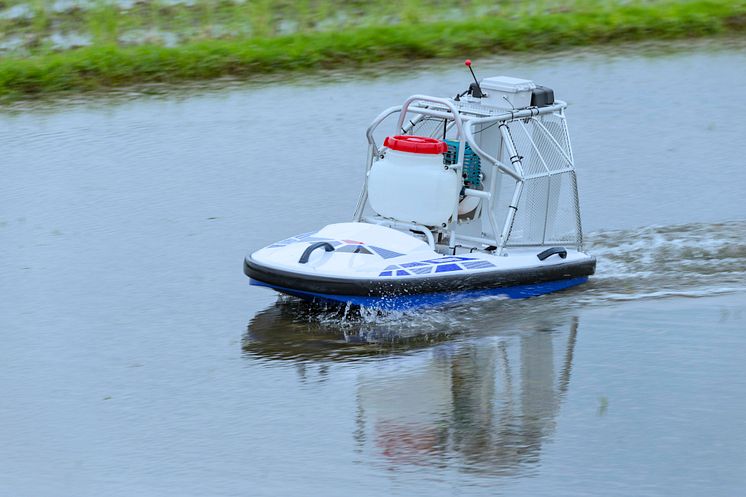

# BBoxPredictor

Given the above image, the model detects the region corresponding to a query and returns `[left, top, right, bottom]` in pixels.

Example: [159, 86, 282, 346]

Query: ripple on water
[583, 220, 746, 303]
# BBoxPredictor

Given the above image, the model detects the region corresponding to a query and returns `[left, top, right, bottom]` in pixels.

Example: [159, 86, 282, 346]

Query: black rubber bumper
[244, 255, 596, 297]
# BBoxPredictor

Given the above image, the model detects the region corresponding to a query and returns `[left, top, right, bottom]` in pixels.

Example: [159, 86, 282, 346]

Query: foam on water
[581, 220, 746, 303]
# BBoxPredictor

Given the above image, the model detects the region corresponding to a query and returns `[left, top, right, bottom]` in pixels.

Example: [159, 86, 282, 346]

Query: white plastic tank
[367, 135, 460, 227]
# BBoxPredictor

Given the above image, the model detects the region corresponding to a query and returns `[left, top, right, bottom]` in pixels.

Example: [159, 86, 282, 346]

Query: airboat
[244, 61, 596, 309]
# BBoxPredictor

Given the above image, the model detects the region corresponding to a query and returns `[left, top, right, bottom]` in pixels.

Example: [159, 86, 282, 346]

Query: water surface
[1, 40, 745, 496]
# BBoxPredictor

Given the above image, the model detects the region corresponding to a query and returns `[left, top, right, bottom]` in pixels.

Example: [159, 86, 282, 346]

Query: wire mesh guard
[407, 115, 445, 139]
[499, 113, 583, 249]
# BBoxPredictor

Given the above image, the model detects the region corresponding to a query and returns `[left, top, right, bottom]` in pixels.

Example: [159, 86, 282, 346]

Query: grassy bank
[1, 0, 745, 99]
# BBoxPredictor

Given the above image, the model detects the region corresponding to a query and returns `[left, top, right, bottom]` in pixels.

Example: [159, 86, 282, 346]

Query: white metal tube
[498, 182, 523, 254]
[366, 105, 401, 155]
[462, 188, 501, 242]
[353, 144, 375, 221]
[453, 233, 499, 247]
[497, 123, 526, 254]
[404, 107, 460, 122]
[462, 101, 565, 127]
[463, 123, 522, 181]
[397, 95, 465, 138]
[363, 216, 435, 249]
[448, 138, 467, 249]
[462, 188, 490, 199]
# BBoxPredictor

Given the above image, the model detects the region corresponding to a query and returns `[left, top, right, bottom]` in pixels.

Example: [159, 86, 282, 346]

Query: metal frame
[353, 95, 584, 255]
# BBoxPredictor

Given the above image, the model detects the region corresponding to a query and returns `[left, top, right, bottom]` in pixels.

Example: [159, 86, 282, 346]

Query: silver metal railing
[355, 95, 583, 253]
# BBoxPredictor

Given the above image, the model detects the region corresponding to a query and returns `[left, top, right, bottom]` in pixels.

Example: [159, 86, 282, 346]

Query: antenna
[465, 59, 479, 87]
[464, 59, 484, 98]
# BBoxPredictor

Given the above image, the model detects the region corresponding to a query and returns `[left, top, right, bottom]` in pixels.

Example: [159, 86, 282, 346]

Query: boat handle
[537, 247, 567, 261]
[298, 242, 336, 264]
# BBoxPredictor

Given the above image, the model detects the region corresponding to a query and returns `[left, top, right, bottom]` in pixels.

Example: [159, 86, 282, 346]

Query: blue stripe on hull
[250, 277, 589, 310]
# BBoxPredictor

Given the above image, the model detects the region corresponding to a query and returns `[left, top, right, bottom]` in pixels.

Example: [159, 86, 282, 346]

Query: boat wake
[582, 220, 746, 303]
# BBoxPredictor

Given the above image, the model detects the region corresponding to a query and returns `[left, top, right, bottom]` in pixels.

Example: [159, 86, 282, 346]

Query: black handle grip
[537, 246, 567, 261]
[298, 242, 335, 264]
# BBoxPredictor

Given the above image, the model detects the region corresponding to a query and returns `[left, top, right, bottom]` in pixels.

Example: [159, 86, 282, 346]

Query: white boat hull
[245, 222, 595, 309]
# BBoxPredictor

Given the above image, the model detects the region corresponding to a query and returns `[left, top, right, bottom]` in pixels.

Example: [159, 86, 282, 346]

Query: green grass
[0, 0, 745, 99]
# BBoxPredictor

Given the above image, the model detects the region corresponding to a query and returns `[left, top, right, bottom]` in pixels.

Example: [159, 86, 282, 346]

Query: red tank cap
[384, 135, 448, 154]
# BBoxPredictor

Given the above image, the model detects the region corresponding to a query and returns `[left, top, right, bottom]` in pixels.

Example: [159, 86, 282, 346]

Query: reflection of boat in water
[354, 317, 578, 475]
[242, 299, 375, 361]
[244, 300, 579, 477]
[242, 297, 452, 361]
